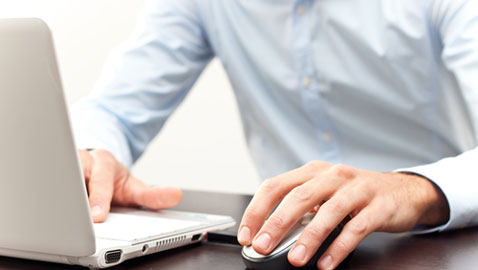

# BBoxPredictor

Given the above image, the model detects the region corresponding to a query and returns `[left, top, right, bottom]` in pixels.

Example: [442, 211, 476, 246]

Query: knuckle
[103, 160, 117, 169]
[304, 225, 330, 240]
[261, 178, 280, 193]
[289, 186, 314, 203]
[350, 183, 375, 205]
[327, 200, 348, 215]
[115, 163, 130, 178]
[93, 149, 108, 156]
[243, 207, 263, 224]
[94, 149, 116, 162]
[329, 164, 357, 180]
[348, 218, 368, 235]
[267, 215, 290, 230]
[304, 160, 323, 169]
[334, 239, 349, 254]
[383, 198, 398, 219]
[354, 180, 372, 194]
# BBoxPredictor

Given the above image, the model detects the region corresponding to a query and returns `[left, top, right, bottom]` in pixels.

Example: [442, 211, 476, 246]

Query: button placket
[292, 0, 342, 163]
[302, 76, 311, 88]
[322, 132, 332, 142]
[296, 4, 306, 15]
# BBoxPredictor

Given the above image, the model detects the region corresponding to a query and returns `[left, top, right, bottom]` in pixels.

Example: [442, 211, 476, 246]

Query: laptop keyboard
[93, 213, 202, 242]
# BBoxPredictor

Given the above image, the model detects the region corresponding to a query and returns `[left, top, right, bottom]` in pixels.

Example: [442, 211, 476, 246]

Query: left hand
[238, 161, 449, 269]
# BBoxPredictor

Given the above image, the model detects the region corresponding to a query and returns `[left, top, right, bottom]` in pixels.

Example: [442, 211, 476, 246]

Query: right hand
[78, 149, 183, 223]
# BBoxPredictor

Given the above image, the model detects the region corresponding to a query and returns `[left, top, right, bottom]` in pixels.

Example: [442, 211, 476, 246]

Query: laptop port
[105, 250, 122, 264]
[191, 233, 201, 241]
[142, 244, 149, 254]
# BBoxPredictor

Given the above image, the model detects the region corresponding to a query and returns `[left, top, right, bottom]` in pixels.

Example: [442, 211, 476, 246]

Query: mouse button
[242, 245, 269, 260]
[243, 222, 303, 259]
[269, 222, 305, 257]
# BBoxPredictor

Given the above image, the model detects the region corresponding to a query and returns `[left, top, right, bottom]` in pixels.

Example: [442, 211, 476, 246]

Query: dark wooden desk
[0, 190, 477, 270]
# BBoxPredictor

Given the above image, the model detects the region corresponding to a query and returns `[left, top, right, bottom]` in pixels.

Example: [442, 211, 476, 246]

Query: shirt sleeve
[70, 0, 213, 167]
[396, 0, 478, 233]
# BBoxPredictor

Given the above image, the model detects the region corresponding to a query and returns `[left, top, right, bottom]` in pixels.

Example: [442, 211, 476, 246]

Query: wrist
[399, 172, 450, 227]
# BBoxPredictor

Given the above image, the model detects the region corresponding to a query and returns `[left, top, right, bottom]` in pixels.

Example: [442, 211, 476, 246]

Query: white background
[0, 0, 261, 194]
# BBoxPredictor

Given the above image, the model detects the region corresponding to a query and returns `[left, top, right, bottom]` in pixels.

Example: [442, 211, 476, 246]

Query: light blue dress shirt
[72, 0, 478, 232]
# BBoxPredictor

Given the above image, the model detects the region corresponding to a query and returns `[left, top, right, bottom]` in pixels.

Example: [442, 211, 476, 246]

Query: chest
[204, 0, 437, 76]
[201, 0, 440, 110]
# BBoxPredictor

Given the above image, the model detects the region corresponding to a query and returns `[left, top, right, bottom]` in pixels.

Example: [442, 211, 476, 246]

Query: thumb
[137, 186, 183, 209]
[122, 177, 183, 209]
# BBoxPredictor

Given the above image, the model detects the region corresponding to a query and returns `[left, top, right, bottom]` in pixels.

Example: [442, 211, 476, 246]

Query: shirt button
[296, 5, 306, 15]
[322, 132, 332, 142]
[302, 76, 311, 88]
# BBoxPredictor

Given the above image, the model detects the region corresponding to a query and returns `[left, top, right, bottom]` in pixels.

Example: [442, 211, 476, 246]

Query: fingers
[316, 202, 381, 270]
[78, 149, 93, 181]
[238, 162, 424, 270]
[87, 150, 116, 223]
[286, 187, 369, 266]
[238, 161, 331, 246]
[80, 149, 183, 223]
[136, 185, 183, 209]
[251, 179, 334, 255]
[114, 177, 183, 209]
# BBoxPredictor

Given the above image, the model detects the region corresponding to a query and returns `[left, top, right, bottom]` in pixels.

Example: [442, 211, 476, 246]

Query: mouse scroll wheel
[300, 213, 316, 225]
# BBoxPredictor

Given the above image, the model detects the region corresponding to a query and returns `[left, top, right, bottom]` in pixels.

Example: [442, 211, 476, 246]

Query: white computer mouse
[241, 213, 344, 269]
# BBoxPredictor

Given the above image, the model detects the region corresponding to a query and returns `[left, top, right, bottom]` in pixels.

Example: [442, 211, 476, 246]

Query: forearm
[397, 148, 478, 232]
[71, 99, 134, 167]
[395, 172, 450, 227]
[71, 0, 213, 166]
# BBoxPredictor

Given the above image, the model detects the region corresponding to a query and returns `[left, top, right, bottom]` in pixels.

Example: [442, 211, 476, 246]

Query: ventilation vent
[155, 235, 189, 251]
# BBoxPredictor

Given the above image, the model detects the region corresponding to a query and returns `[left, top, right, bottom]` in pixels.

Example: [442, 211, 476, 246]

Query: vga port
[105, 250, 122, 264]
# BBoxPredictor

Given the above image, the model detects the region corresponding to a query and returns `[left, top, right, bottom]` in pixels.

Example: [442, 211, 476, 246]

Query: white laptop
[0, 18, 235, 268]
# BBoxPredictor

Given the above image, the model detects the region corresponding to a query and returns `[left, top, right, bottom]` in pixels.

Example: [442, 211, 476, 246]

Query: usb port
[105, 250, 122, 264]
[191, 233, 201, 241]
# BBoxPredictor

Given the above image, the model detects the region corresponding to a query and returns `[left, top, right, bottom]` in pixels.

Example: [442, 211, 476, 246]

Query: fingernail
[254, 233, 271, 251]
[91, 206, 102, 217]
[319, 255, 333, 270]
[289, 244, 307, 262]
[238, 226, 251, 244]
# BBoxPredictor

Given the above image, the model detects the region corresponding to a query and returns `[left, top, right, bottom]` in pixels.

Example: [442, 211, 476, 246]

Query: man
[72, 0, 478, 269]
